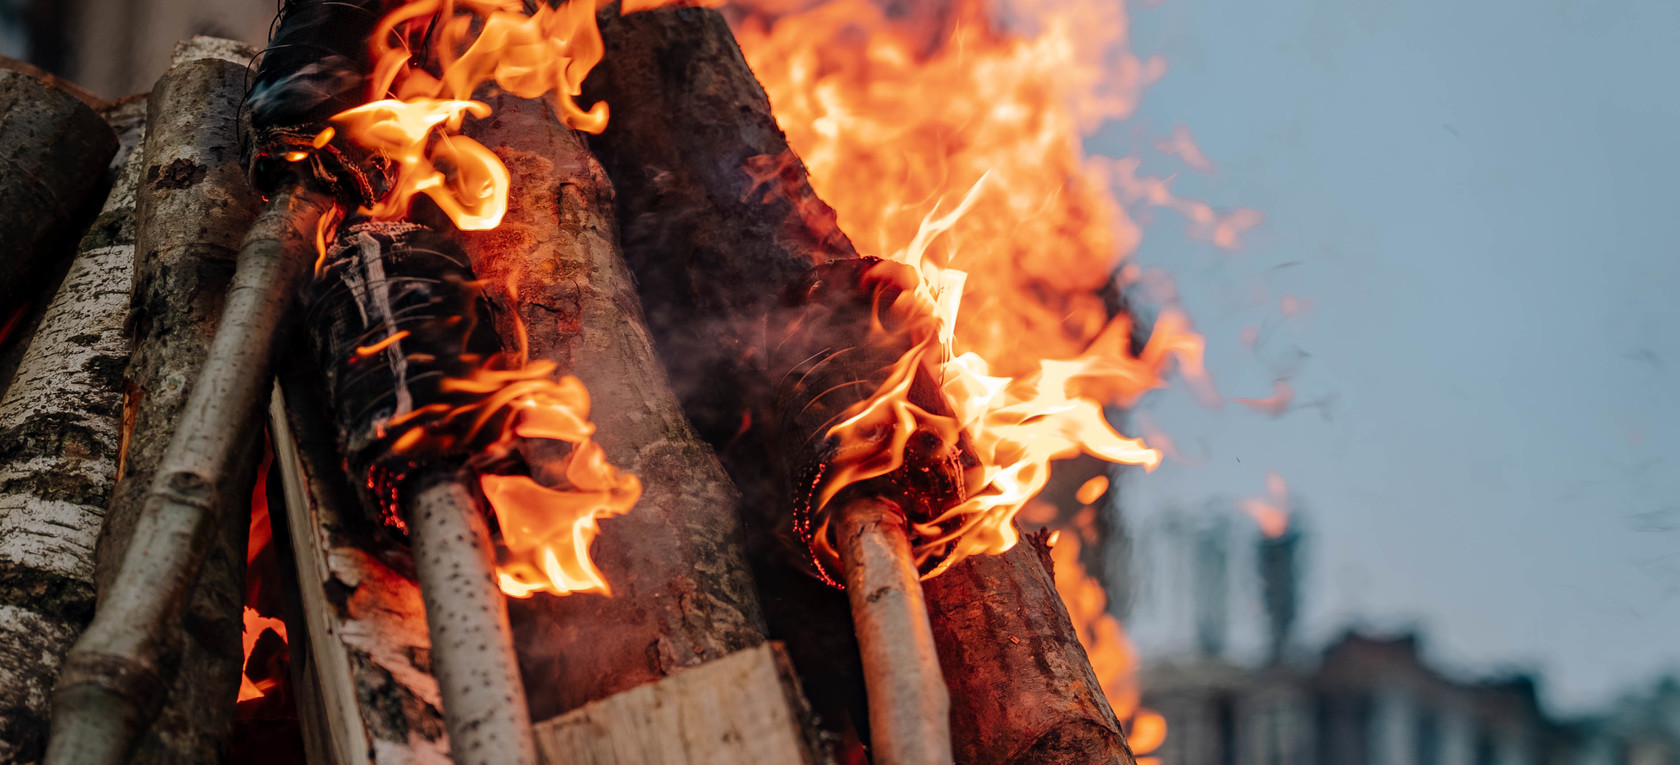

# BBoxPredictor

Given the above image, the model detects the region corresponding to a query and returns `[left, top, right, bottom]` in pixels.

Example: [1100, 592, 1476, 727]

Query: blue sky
[1104, 0, 1680, 712]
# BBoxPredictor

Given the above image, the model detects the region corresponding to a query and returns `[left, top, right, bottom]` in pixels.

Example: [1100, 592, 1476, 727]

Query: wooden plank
[532, 643, 826, 765]
[268, 376, 450, 765]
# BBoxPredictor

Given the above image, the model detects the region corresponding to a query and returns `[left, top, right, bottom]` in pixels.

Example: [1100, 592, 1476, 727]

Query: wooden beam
[532, 643, 827, 765]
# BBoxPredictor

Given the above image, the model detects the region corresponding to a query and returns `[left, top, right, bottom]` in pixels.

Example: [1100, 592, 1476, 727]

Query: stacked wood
[51, 38, 267, 765]
[0, 64, 117, 335]
[584, 7, 1135, 762]
[532, 643, 825, 765]
[0, 103, 144, 765]
[449, 92, 769, 719]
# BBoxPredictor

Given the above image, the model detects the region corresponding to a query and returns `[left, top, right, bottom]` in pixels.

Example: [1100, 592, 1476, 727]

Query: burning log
[586, 7, 1135, 763]
[0, 104, 145, 765]
[48, 38, 333, 765]
[447, 92, 769, 719]
[302, 220, 537, 764]
[0, 64, 118, 331]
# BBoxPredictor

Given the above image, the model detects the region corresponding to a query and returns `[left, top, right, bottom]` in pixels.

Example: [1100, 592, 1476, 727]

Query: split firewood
[585, 8, 1134, 763]
[269, 370, 448, 765]
[49, 37, 333, 765]
[448, 92, 769, 721]
[0, 106, 145, 765]
[532, 643, 825, 765]
[0, 65, 118, 331]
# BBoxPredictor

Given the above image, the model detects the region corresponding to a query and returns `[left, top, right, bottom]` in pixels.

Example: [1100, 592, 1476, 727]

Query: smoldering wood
[531, 643, 826, 765]
[836, 500, 950, 765]
[269, 373, 448, 765]
[448, 93, 768, 721]
[584, 8, 1132, 761]
[0, 65, 118, 328]
[0, 108, 145, 765]
[49, 37, 326, 765]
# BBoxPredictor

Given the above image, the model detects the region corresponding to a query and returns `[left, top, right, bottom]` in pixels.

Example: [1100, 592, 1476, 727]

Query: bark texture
[837, 500, 950, 765]
[584, 8, 1131, 762]
[0, 108, 145, 765]
[65, 38, 265, 765]
[0, 68, 118, 324]
[451, 93, 768, 721]
[270, 374, 448, 765]
[923, 538, 1134, 765]
[408, 474, 536, 765]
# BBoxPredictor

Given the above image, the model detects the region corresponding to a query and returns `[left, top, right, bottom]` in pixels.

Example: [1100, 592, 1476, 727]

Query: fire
[308, 0, 683, 598]
[239, 452, 289, 703]
[238, 606, 289, 703]
[1240, 471, 1291, 538]
[733, 0, 1227, 576]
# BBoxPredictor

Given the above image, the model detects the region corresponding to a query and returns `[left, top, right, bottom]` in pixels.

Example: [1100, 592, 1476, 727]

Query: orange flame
[321, 0, 630, 231]
[238, 606, 289, 703]
[743, 3, 1223, 573]
[1239, 471, 1291, 538]
[313, 0, 671, 598]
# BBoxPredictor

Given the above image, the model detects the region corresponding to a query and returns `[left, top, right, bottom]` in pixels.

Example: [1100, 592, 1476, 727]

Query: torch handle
[409, 473, 537, 765]
[838, 498, 953, 765]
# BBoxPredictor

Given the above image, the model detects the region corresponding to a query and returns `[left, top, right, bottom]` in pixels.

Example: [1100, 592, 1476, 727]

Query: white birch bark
[0, 111, 145, 764]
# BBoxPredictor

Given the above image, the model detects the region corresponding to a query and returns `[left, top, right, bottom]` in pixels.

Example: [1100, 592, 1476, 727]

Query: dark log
[584, 7, 1133, 762]
[0, 102, 145, 765]
[0, 64, 118, 329]
[448, 93, 768, 720]
[54, 38, 269, 765]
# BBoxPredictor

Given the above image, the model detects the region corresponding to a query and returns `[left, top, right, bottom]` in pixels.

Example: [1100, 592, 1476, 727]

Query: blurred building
[1134, 502, 1679, 765]
[11, 0, 276, 98]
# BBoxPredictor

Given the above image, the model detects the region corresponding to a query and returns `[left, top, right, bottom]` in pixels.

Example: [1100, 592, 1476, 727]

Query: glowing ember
[238, 606, 289, 703]
[1240, 471, 1291, 538]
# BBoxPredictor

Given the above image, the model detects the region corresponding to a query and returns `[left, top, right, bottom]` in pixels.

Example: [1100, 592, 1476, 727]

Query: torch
[770, 257, 980, 765]
[303, 220, 540, 764]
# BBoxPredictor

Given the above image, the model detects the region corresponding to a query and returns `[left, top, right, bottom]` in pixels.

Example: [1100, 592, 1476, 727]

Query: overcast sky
[1102, 0, 1680, 713]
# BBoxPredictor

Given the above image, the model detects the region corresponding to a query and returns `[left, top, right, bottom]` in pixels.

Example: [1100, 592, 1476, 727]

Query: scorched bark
[449, 92, 768, 720]
[584, 7, 1134, 763]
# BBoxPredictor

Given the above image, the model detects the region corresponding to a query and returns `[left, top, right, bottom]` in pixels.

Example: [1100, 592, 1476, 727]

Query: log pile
[0, 3, 1149, 763]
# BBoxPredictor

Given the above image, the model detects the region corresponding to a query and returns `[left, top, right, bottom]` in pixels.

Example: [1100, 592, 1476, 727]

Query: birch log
[449, 93, 768, 720]
[0, 108, 145, 765]
[585, 9, 1134, 762]
[0, 67, 117, 323]
[76, 38, 264, 765]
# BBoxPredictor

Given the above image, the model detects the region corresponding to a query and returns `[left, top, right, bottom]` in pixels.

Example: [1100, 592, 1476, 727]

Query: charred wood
[585, 8, 1133, 762]
[449, 92, 769, 719]
[0, 104, 145, 764]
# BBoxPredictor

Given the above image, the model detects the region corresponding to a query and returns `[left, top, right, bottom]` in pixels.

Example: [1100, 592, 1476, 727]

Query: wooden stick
[0, 67, 117, 327]
[408, 473, 537, 765]
[0, 109, 145, 765]
[584, 9, 1133, 763]
[448, 93, 768, 720]
[836, 499, 950, 765]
